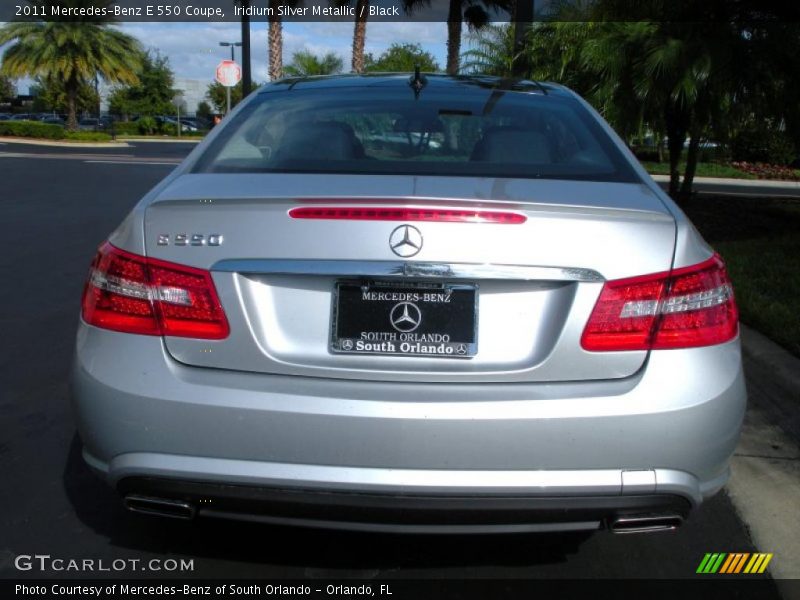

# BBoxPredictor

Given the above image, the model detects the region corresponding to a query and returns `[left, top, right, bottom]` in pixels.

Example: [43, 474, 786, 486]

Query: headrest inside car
[471, 127, 553, 163]
[277, 121, 363, 161]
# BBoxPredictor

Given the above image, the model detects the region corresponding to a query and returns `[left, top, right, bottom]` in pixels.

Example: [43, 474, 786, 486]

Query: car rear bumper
[116, 476, 692, 534]
[72, 323, 746, 531]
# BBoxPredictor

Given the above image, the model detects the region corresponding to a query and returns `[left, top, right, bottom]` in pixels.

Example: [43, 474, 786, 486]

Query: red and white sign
[215, 60, 241, 87]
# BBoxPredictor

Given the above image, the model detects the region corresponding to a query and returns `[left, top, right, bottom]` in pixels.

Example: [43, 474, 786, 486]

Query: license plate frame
[330, 280, 478, 358]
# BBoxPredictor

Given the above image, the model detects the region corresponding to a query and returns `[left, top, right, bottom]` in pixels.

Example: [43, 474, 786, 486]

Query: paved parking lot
[0, 142, 791, 592]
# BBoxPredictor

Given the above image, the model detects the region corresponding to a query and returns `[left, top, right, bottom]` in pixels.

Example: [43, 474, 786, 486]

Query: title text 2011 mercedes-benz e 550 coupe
[72, 74, 745, 534]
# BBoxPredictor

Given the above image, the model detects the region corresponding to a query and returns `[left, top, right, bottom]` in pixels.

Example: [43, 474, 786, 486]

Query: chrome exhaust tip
[608, 514, 683, 534]
[124, 495, 196, 520]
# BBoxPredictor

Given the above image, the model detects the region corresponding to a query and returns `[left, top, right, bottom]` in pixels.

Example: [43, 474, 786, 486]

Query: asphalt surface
[0, 142, 786, 594]
[656, 179, 800, 199]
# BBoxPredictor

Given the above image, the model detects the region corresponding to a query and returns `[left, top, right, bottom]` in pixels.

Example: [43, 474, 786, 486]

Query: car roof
[259, 73, 571, 98]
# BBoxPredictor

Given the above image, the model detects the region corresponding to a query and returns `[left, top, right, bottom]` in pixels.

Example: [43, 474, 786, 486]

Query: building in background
[173, 78, 208, 115]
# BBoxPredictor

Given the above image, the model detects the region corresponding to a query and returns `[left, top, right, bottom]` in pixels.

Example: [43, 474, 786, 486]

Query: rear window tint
[192, 85, 639, 183]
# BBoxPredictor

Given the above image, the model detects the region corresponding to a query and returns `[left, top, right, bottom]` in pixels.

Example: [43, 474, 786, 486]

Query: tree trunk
[664, 105, 688, 199]
[656, 132, 664, 163]
[512, 3, 533, 77]
[679, 133, 701, 203]
[65, 79, 78, 132]
[268, 9, 283, 80]
[446, 0, 462, 75]
[351, 0, 369, 74]
[666, 133, 683, 198]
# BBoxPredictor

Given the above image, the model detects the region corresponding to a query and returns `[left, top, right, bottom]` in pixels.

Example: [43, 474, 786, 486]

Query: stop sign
[215, 60, 241, 87]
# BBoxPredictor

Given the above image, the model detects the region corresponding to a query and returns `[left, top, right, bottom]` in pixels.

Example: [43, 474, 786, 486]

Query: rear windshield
[192, 84, 639, 183]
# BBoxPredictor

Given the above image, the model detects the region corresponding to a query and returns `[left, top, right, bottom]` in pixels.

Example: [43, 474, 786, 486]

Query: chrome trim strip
[211, 259, 604, 282]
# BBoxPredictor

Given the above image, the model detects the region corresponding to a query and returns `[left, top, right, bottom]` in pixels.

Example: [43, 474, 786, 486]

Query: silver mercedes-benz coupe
[72, 74, 745, 534]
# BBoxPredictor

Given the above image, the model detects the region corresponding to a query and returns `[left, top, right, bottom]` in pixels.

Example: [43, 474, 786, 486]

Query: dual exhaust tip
[123, 494, 684, 534]
[608, 514, 684, 534]
[124, 495, 196, 520]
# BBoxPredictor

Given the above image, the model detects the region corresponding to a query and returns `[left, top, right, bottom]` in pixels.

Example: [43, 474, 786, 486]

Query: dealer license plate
[331, 281, 477, 358]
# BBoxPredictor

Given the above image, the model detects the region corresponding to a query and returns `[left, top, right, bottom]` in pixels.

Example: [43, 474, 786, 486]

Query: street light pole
[174, 92, 184, 138]
[512, 0, 534, 78]
[219, 41, 242, 115]
[241, 0, 252, 96]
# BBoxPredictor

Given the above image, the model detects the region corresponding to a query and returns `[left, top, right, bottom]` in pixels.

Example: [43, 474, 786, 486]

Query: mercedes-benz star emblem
[390, 302, 422, 332]
[389, 224, 423, 257]
[341, 339, 354, 351]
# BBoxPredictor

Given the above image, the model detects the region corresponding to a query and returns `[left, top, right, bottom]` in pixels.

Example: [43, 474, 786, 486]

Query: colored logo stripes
[697, 553, 773, 574]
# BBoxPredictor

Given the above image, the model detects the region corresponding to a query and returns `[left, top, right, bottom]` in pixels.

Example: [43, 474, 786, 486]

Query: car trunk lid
[144, 173, 675, 383]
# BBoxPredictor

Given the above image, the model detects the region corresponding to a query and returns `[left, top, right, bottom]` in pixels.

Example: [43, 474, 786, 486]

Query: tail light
[289, 206, 526, 224]
[581, 253, 738, 351]
[81, 242, 229, 339]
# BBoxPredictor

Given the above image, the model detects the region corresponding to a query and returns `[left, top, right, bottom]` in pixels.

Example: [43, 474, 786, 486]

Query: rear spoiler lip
[211, 258, 605, 283]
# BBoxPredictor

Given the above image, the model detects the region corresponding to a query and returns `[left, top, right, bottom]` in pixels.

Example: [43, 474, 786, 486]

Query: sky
[119, 21, 451, 82]
[5, 21, 453, 97]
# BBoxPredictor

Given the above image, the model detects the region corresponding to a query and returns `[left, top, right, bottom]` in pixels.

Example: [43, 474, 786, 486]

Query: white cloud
[118, 21, 448, 83]
[7, 21, 450, 96]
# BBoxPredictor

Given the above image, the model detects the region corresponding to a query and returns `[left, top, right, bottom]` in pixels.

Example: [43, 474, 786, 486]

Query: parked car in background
[9, 113, 34, 121]
[0, 113, 11, 121]
[78, 118, 102, 131]
[186, 117, 211, 130]
[179, 117, 208, 131]
[157, 115, 198, 133]
[40, 116, 65, 126]
[73, 74, 745, 535]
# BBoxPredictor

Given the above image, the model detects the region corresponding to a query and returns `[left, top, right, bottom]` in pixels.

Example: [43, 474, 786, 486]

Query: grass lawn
[116, 135, 204, 141]
[641, 161, 758, 179]
[682, 196, 800, 356]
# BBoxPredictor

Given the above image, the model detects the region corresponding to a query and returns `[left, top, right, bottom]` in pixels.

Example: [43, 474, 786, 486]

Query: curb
[116, 137, 203, 144]
[0, 136, 203, 147]
[0, 136, 130, 149]
[740, 324, 800, 444]
[650, 174, 800, 188]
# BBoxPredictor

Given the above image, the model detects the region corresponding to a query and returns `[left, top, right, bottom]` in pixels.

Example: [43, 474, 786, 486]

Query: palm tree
[576, 0, 754, 201]
[403, 0, 511, 75]
[0, 1, 142, 131]
[460, 23, 518, 76]
[580, 19, 742, 201]
[284, 50, 344, 76]
[0, 75, 15, 100]
[267, 0, 307, 81]
[351, 0, 370, 73]
[461, 21, 592, 88]
[579, 22, 650, 142]
[268, 0, 284, 80]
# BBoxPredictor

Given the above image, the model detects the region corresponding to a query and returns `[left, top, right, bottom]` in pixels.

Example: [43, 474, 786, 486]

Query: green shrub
[136, 116, 158, 135]
[111, 121, 140, 135]
[113, 120, 206, 138]
[632, 146, 662, 162]
[699, 145, 731, 163]
[0, 120, 65, 139]
[731, 124, 795, 165]
[64, 131, 112, 142]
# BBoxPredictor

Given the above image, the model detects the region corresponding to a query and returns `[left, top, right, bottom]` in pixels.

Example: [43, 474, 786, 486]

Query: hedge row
[65, 131, 112, 142]
[0, 120, 66, 139]
[730, 126, 796, 165]
[0, 120, 112, 142]
[113, 121, 142, 135]
[113, 120, 206, 136]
